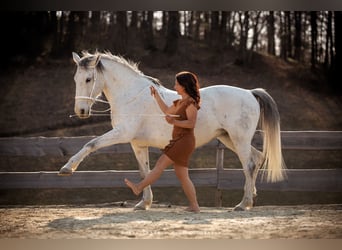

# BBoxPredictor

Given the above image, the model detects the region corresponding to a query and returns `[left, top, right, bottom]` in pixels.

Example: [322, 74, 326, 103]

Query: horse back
[195, 85, 260, 144]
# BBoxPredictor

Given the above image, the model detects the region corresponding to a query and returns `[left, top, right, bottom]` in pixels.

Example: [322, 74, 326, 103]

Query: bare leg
[174, 165, 200, 213]
[125, 154, 173, 196]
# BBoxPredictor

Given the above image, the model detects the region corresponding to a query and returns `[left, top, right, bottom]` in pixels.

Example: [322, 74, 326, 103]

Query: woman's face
[174, 80, 185, 95]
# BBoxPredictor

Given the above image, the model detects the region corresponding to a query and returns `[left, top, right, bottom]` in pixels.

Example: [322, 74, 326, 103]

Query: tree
[310, 11, 318, 69]
[109, 11, 127, 53]
[220, 11, 228, 45]
[164, 11, 180, 55]
[324, 11, 334, 68]
[332, 11, 342, 92]
[294, 11, 302, 61]
[193, 11, 202, 41]
[130, 11, 138, 28]
[285, 12, 293, 58]
[226, 11, 237, 48]
[162, 11, 168, 35]
[249, 11, 263, 60]
[236, 11, 249, 64]
[278, 11, 289, 60]
[209, 11, 220, 49]
[267, 11, 276, 55]
[141, 11, 156, 51]
[65, 12, 90, 54]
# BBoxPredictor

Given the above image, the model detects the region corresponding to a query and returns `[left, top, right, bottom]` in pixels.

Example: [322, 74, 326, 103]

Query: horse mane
[80, 51, 161, 86]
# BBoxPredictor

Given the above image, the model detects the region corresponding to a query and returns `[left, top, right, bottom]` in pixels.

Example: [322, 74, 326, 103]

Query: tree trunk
[248, 11, 262, 63]
[267, 11, 276, 55]
[324, 12, 332, 67]
[220, 11, 228, 46]
[130, 11, 138, 28]
[110, 11, 127, 54]
[279, 11, 287, 60]
[194, 11, 201, 40]
[64, 11, 88, 53]
[49, 11, 62, 57]
[188, 11, 194, 39]
[310, 11, 318, 69]
[183, 11, 189, 37]
[209, 11, 220, 49]
[65, 12, 78, 55]
[286, 12, 293, 58]
[236, 11, 249, 65]
[164, 11, 180, 55]
[250, 11, 261, 52]
[332, 11, 342, 92]
[227, 12, 236, 48]
[141, 11, 156, 51]
[294, 11, 302, 61]
[162, 11, 168, 35]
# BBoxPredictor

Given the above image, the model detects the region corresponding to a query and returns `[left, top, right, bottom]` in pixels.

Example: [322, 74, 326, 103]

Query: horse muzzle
[75, 107, 91, 119]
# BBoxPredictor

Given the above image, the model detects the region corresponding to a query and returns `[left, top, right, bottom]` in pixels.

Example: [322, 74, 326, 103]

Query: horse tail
[251, 88, 286, 182]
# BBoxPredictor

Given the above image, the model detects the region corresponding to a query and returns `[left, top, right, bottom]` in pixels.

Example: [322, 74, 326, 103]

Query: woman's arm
[150, 86, 176, 114]
[165, 104, 198, 128]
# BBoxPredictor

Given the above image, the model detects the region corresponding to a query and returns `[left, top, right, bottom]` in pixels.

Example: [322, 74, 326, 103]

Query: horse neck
[101, 60, 151, 111]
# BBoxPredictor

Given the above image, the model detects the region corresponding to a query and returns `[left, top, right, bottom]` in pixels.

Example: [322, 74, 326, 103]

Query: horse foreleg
[130, 143, 153, 210]
[59, 126, 127, 175]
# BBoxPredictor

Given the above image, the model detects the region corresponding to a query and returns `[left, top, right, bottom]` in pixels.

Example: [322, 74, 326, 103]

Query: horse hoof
[233, 205, 245, 211]
[133, 205, 146, 211]
[58, 167, 73, 176]
[134, 200, 152, 211]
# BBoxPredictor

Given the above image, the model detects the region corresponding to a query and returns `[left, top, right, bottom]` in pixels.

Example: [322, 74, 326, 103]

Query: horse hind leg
[234, 150, 255, 211]
[217, 132, 236, 153]
[234, 145, 264, 210]
[218, 133, 255, 211]
[250, 146, 264, 203]
[130, 143, 153, 210]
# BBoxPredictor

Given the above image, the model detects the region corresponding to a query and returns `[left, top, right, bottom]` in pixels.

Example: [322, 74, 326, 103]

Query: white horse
[59, 51, 286, 211]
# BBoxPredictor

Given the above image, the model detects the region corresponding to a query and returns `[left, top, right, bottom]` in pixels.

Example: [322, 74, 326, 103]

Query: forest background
[1, 11, 341, 87]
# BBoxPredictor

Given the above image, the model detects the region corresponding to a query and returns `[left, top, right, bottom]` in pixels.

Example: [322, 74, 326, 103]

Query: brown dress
[163, 97, 200, 167]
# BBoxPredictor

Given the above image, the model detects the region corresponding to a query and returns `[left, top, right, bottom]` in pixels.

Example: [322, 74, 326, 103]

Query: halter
[71, 66, 178, 118]
[74, 67, 111, 115]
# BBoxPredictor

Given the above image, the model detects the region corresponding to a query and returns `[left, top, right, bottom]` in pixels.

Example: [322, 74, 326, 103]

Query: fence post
[215, 141, 225, 207]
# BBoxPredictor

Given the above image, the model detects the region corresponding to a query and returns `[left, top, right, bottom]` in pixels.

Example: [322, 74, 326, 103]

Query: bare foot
[185, 206, 200, 213]
[124, 178, 142, 196]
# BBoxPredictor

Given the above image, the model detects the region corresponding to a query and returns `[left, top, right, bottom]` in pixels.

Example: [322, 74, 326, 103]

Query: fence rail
[1, 169, 341, 192]
[0, 131, 341, 201]
[1, 131, 341, 157]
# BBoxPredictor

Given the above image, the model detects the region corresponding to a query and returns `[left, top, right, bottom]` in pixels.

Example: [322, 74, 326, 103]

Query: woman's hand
[150, 85, 157, 97]
[151, 85, 177, 116]
[165, 115, 175, 125]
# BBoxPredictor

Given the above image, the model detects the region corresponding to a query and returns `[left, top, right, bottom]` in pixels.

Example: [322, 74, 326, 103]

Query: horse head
[72, 52, 105, 118]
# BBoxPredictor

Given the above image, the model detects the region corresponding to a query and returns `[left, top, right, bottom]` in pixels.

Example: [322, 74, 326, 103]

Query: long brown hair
[176, 71, 201, 108]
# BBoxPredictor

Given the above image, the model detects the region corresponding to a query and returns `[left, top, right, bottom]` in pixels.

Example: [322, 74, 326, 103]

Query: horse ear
[72, 52, 81, 65]
[94, 55, 101, 66]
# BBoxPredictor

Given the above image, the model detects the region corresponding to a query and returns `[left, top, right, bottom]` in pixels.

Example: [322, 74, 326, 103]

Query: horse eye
[86, 78, 92, 83]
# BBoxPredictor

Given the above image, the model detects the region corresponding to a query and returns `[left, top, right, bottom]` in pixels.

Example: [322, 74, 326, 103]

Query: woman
[125, 71, 201, 213]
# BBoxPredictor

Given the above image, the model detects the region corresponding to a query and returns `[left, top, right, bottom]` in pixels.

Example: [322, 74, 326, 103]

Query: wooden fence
[0, 131, 341, 206]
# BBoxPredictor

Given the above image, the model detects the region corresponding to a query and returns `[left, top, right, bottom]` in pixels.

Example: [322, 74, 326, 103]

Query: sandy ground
[0, 203, 341, 239]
